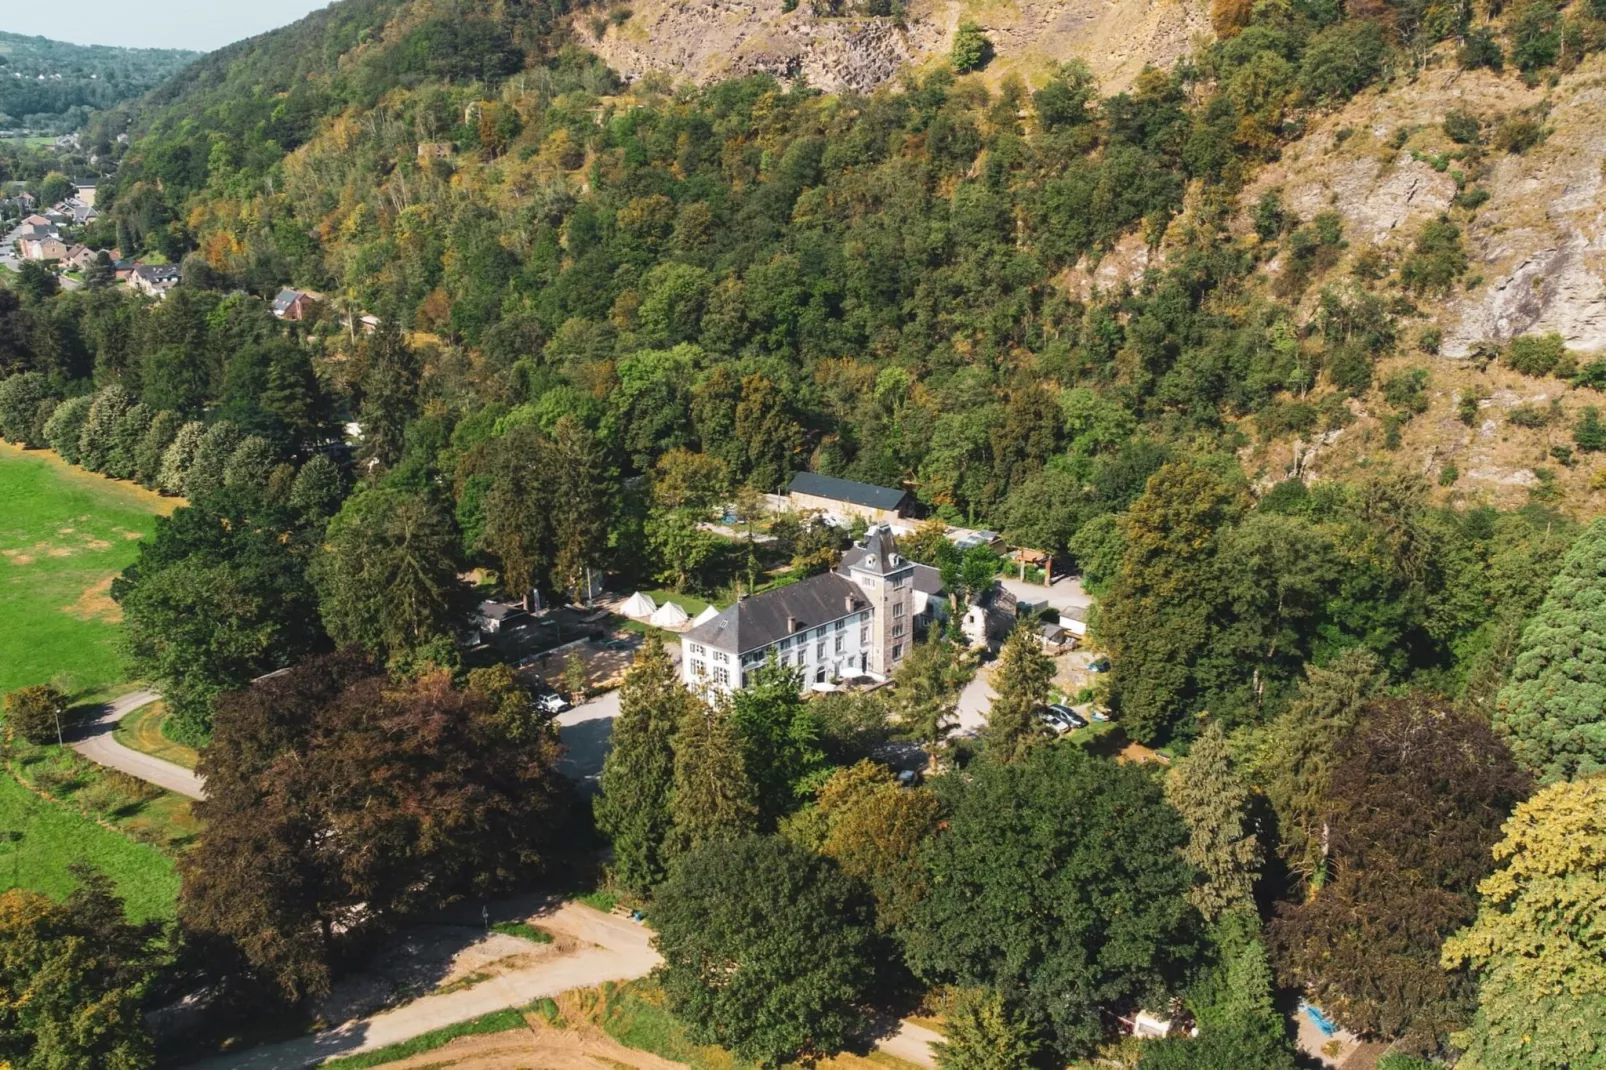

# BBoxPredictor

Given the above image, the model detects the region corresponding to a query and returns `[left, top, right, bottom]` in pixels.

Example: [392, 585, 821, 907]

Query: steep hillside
[578, 0, 1210, 93]
[1231, 54, 1606, 507]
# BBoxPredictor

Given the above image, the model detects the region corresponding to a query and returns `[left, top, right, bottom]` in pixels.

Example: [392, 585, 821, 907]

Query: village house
[681, 526, 946, 695]
[61, 244, 99, 271]
[72, 181, 97, 208]
[271, 288, 324, 320]
[129, 263, 181, 299]
[785, 472, 914, 526]
[20, 232, 68, 261]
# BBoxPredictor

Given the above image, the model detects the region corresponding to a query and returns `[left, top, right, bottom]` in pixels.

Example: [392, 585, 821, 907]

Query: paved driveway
[552, 640, 679, 791]
[69, 690, 206, 800]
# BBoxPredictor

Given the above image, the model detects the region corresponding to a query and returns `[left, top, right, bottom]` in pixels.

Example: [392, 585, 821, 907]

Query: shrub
[1417, 327, 1442, 354]
[1257, 399, 1318, 440]
[3, 685, 69, 746]
[1457, 392, 1481, 426]
[1457, 27, 1504, 70]
[1454, 186, 1491, 210]
[1492, 114, 1545, 154]
[1439, 464, 1460, 486]
[1443, 109, 1482, 144]
[1510, 0, 1562, 72]
[1399, 219, 1468, 295]
[1573, 359, 1606, 390]
[1381, 368, 1430, 415]
[1326, 343, 1374, 394]
[1508, 401, 1559, 428]
[1504, 333, 1569, 377]
[1574, 407, 1606, 452]
[951, 22, 992, 73]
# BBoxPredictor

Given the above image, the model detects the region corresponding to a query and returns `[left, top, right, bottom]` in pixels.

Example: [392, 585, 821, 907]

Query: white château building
[680, 526, 945, 695]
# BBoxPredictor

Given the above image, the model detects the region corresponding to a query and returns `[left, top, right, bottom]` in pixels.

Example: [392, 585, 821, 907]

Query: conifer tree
[1496, 518, 1606, 782]
[1166, 722, 1262, 921]
[76, 384, 132, 473]
[891, 632, 967, 768]
[667, 697, 757, 860]
[595, 633, 686, 893]
[157, 420, 205, 495]
[1259, 647, 1385, 879]
[984, 621, 1054, 762]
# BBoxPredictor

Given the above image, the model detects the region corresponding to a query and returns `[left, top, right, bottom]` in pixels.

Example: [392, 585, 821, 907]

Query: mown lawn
[0, 769, 180, 922]
[113, 700, 199, 770]
[0, 442, 176, 694]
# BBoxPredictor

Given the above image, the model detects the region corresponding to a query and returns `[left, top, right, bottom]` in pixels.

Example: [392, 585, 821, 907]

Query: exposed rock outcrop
[579, 0, 1211, 95]
[1239, 57, 1606, 357]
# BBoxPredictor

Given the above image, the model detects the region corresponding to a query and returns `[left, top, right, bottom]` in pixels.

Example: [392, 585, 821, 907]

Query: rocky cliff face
[1239, 56, 1606, 358]
[578, 0, 1211, 95]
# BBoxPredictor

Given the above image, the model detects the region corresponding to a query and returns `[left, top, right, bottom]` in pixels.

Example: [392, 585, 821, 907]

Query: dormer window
[866, 554, 876, 567]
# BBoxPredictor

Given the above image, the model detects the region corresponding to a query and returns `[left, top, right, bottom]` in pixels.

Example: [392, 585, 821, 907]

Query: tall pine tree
[667, 697, 757, 860]
[1165, 722, 1262, 921]
[984, 622, 1055, 762]
[1495, 518, 1606, 783]
[595, 633, 686, 893]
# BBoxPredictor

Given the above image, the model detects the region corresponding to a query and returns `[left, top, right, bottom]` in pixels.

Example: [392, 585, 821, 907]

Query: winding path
[69, 689, 207, 800]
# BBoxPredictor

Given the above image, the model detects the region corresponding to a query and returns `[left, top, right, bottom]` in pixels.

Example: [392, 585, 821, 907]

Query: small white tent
[691, 605, 720, 626]
[620, 591, 657, 619]
[650, 600, 691, 628]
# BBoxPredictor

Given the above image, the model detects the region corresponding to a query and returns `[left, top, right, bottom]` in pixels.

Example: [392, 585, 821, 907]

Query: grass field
[0, 441, 176, 695]
[0, 767, 180, 922]
[113, 701, 199, 770]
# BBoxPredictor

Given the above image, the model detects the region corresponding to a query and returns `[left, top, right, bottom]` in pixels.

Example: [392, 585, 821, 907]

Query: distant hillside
[0, 31, 198, 133]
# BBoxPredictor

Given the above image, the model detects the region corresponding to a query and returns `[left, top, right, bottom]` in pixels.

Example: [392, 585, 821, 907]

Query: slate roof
[682, 572, 867, 654]
[840, 526, 907, 576]
[787, 472, 909, 511]
[132, 263, 180, 282]
[911, 563, 944, 595]
[272, 289, 300, 313]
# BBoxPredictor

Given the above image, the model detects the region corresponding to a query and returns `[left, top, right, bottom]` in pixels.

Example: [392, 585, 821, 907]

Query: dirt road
[188, 902, 662, 1070]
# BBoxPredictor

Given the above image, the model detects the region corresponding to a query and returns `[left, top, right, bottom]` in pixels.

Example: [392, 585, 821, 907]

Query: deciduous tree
[0, 868, 164, 1070]
[1269, 696, 1530, 1045]
[652, 835, 878, 1068]
[1442, 776, 1606, 1070]
[933, 990, 1040, 1070]
[2, 685, 68, 746]
[182, 654, 567, 1000]
[904, 745, 1197, 1057]
[890, 632, 967, 766]
[1099, 461, 1243, 743]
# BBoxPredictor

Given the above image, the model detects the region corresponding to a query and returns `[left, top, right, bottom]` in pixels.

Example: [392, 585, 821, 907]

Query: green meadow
[0, 445, 183, 919]
[0, 442, 174, 695]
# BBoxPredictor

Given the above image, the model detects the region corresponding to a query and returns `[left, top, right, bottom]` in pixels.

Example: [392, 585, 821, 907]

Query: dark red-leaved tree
[180, 653, 570, 1001]
[1268, 695, 1529, 1048]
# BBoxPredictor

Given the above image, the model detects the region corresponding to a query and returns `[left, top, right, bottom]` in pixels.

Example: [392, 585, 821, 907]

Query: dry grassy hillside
[575, 0, 1211, 94]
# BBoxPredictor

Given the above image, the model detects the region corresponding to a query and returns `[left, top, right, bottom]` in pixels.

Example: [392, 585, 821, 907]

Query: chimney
[787, 614, 799, 633]
[845, 595, 855, 614]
